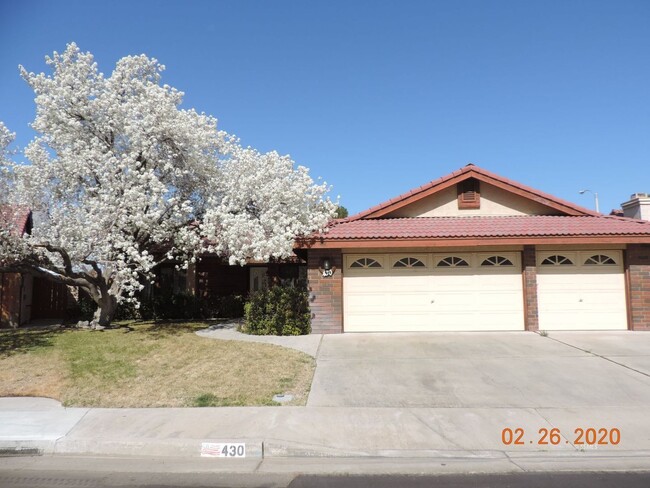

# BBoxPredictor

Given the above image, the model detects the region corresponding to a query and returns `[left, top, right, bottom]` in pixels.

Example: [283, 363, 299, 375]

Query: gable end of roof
[348, 164, 598, 221]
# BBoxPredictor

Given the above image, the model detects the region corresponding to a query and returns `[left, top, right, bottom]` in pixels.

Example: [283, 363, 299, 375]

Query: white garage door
[537, 251, 627, 331]
[343, 252, 524, 332]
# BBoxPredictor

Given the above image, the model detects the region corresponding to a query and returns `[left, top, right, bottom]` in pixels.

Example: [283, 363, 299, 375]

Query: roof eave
[298, 235, 650, 249]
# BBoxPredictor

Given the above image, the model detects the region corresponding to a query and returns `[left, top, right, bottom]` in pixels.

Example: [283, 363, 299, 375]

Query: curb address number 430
[200, 442, 246, 458]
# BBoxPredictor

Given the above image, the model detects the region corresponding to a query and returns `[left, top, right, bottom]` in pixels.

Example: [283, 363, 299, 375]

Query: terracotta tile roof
[349, 164, 598, 220]
[0, 205, 31, 236]
[321, 215, 650, 240]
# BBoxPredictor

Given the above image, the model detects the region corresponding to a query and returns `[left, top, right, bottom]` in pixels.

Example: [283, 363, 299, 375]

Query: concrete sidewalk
[196, 322, 322, 357]
[2, 397, 650, 472]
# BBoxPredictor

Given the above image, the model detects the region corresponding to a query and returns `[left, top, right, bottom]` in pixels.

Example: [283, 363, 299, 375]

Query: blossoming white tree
[0, 122, 14, 197]
[0, 43, 335, 327]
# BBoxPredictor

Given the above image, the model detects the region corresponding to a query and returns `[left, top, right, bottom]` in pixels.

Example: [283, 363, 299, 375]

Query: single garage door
[343, 252, 525, 332]
[537, 250, 627, 330]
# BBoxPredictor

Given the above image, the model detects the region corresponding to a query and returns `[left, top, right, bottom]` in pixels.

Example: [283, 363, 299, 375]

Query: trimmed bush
[243, 284, 311, 336]
[111, 293, 245, 321]
[215, 294, 245, 318]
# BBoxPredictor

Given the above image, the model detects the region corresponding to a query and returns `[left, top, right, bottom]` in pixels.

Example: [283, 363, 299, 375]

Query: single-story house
[297, 164, 650, 333]
[3, 164, 650, 332]
[0, 206, 72, 327]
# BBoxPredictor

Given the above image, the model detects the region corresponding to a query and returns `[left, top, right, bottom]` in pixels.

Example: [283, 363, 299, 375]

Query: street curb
[0, 440, 54, 456]
[5, 435, 648, 464]
[263, 441, 503, 459]
[52, 438, 264, 459]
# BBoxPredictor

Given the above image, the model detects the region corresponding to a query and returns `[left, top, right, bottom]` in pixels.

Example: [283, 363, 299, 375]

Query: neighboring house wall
[387, 183, 562, 218]
[196, 261, 249, 298]
[20, 274, 33, 324]
[0, 273, 22, 328]
[30, 277, 69, 320]
[152, 257, 307, 302]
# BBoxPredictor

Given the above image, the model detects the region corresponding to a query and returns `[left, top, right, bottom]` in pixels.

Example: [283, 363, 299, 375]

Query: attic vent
[457, 178, 480, 209]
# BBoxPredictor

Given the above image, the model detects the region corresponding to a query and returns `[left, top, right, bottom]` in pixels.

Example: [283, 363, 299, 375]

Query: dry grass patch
[0, 322, 315, 407]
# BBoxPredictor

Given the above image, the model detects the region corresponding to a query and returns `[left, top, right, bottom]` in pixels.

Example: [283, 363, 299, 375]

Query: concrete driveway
[307, 331, 650, 408]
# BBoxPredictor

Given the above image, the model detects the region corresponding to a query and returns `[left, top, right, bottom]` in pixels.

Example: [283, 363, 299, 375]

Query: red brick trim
[307, 249, 343, 334]
[627, 244, 650, 331]
[522, 246, 539, 331]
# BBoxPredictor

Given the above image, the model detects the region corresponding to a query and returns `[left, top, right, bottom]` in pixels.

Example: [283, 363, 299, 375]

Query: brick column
[627, 244, 650, 331]
[307, 249, 343, 334]
[522, 245, 539, 331]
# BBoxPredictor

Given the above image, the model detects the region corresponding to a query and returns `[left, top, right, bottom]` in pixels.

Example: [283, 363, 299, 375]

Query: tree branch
[33, 243, 77, 277]
[0, 263, 93, 291]
[81, 259, 103, 281]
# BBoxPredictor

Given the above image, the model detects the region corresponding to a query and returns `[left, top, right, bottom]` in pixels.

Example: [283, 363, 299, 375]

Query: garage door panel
[345, 293, 391, 312]
[538, 287, 581, 306]
[386, 276, 432, 292]
[388, 293, 432, 311]
[475, 313, 525, 331]
[346, 313, 432, 332]
[477, 294, 525, 311]
[345, 314, 390, 332]
[576, 274, 625, 291]
[538, 311, 583, 330]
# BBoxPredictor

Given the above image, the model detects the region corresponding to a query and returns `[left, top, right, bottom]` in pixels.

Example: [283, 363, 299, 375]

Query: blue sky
[1, 0, 648, 214]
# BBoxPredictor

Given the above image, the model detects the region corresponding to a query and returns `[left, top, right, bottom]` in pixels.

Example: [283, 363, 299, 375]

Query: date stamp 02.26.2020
[501, 427, 621, 447]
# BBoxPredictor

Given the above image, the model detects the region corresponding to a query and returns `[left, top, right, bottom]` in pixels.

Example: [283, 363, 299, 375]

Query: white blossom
[0, 43, 335, 326]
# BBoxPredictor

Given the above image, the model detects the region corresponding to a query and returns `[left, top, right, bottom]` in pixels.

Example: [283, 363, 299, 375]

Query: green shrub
[68, 289, 245, 323]
[113, 300, 140, 321]
[215, 295, 245, 318]
[243, 285, 311, 336]
[136, 293, 244, 321]
[74, 293, 96, 321]
[150, 293, 202, 320]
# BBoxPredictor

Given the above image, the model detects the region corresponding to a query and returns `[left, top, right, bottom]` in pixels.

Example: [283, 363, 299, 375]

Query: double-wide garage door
[343, 250, 628, 332]
[343, 253, 525, 332]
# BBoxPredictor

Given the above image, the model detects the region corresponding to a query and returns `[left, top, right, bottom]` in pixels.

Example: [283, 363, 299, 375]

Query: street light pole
[579, 189, 599, 213]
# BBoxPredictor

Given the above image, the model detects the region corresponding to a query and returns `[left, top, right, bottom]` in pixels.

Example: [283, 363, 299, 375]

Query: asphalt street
[1, 456, 650, 488]
[1, 466, 650, 488]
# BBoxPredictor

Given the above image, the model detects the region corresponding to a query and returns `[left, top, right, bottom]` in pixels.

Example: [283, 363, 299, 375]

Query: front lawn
[0, 321, 315, 407]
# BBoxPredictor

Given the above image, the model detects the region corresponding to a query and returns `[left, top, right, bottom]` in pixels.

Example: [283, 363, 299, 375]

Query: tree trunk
[91, 293, 118, 328]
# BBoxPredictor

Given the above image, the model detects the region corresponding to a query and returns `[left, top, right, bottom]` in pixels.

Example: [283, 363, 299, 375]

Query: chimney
[621, 193, 650, 220]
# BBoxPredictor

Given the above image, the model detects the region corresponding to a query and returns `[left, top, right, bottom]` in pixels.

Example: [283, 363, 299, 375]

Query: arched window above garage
[437, 256, 469, 267]
[584, 254, 617, 265]
[349, 258, 382, 269]
[541, 255, 574, 266]
[393, 257, 426, 268]
[481, 256, 514, 266]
